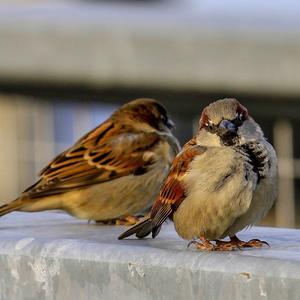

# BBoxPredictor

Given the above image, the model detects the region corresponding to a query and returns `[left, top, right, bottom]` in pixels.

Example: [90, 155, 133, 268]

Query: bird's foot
[187, 236, 215, 251]
[214, 239, 241, 251]
[213, 236, 270, 250]
[115, 215, 141, 226]
[94, 215, 143, 226]
[230, 235, 270, 249]
[94, 219, 115, 225]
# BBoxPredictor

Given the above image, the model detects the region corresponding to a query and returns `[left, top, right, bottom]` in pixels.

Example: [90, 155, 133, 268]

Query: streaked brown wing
[150, 141, 206, 228]
[23, 120, 161, 198]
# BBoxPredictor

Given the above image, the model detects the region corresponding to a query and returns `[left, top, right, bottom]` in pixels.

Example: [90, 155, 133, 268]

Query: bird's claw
[188, 236, 271, 252]
[230, 235, 270, 249]
[187, 240, 197, 248]
[187, 239, 215, 251]
[214, 239, 241, 251]
[239, 239, 270, 248]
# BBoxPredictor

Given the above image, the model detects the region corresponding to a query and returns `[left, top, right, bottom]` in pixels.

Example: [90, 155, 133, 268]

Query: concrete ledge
[1, 1, 300, 95]
[0, 212, 299, 299]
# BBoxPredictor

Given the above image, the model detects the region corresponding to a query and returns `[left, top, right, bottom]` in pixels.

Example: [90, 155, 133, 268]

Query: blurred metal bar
[73, 103, 93, 141]
[192, 118, 199, 136]
[294, 159, 300, 178]
[16, 98, 36, 192]
[0, 97, 19, 202]
[32, 102, 55, 176]
[274, 120, 295, 227]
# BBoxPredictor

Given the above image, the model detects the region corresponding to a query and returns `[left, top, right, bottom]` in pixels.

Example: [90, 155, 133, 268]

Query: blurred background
[0, 0, 299, 228]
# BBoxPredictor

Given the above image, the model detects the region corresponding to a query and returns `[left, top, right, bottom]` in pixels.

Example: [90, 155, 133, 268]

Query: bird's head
[197, 98, 263, 147]
[115, 98, 175, 133]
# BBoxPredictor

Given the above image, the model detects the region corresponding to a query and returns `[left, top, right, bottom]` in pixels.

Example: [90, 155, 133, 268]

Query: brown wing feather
[118, 138, 205, 240]
[150, 139, 206, 228]
[23, 120, 161, 198]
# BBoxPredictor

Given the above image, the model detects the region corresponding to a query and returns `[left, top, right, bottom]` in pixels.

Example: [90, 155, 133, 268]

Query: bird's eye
[235, 104, 248, 122]
[205, 119, 213, 128]
[160, 114, 167, 122]
[235, 112, 243, 120]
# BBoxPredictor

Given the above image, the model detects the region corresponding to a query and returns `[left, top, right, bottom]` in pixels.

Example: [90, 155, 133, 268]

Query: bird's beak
[219, 119, 237, 135]
[166, 118, 175, 129]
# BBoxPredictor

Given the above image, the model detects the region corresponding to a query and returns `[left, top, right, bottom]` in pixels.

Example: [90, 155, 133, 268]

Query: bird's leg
[188, 235, 215, 251]
[229, 235, 270, 248]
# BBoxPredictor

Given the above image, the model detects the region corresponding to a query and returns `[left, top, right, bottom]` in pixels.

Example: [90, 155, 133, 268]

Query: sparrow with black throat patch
[119, 98, 277, 250]
[0, 98, 180, 225]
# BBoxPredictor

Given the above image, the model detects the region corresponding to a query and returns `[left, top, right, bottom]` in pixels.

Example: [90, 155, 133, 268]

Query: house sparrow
[119, 98, 277, 250]
[0, 98, 180, 225]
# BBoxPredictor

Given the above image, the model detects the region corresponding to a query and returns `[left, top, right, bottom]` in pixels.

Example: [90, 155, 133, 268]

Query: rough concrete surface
[0, 212, 299, 300]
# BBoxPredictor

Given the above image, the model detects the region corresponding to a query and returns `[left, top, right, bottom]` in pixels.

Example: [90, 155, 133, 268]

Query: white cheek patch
[197, 131, 222, 147]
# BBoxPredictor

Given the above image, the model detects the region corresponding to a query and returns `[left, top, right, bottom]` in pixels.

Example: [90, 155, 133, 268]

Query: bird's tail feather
[0, 198, 25, 217]
[118, 217, 155, 240]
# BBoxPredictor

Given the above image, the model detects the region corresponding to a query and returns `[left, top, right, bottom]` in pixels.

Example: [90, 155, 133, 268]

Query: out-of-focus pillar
[0, 98, 18, 203]
[274, 119, 295, 227]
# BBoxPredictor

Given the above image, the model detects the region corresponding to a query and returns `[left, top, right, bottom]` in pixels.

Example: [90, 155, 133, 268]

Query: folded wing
[23, 120, 161, 198]
[118, 138, 206, 239]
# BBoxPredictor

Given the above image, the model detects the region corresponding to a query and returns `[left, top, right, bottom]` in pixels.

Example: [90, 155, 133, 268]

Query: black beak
[166, 118, 175, 129]
[219, 120, 237, 135]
